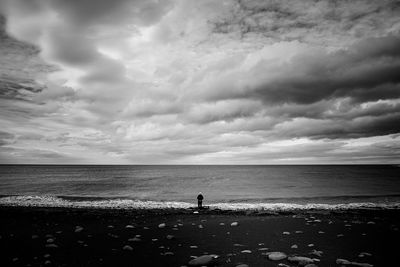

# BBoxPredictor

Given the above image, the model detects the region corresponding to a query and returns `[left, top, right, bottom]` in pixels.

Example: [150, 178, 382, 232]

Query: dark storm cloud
[234, 36, 400, 105]
[211, 0, 400, 43]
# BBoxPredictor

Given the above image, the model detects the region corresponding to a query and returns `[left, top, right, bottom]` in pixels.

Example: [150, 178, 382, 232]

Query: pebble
[318, 231, 325, 234]
[267, 252, 287, 261]
[188, 254, 218, 266]
[310, 250, 323, 257]
[75, 226, 84, 233]
[128, 237, 141, 242]
[367, 221, 375, 225]
[125, 225, 134, 228]
[158, 223, 166, 228]
[166, 235, 175, 240]
[236, 264, 249, 267]
[44, 254, 51, 258]
[241, 250, 251, 254]
[193, 211, 199, 214]
[282, 231, 290, 235]
[258, 243, 264, 246]
[143, 227, 150, 230]
[278, 264, 290, 267]
[190, 245, 198, 249]
[164, 252, 174, 256]
[198, 225, 203, 229]
[45, 244, 58, 248]
[47, 238, 54, 243]
[219, 223, 225, 226]
[258, 248, 269, 251]
[295, 231, 303, 234]
[304, 264, 318, 267]
[122, 245, 133, 251]
[291, 244, 298, 249]
[234, 244, 244, 247]
[288, 256, 314, 265]
[337, 234, 344, 237]
[358, 252, 372, 257]
[231, 222, 239, 226]
[336, 258, 373, 266]
[308, 244, 314, 247]
[44, 260, 51, 265]
[152, 239, 158, 242]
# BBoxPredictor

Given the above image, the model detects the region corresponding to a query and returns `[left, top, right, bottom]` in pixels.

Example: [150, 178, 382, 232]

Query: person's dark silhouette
[197, 192, 204, 209]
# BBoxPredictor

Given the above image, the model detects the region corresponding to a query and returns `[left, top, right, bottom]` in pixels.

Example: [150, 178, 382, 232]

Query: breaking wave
[1, 195, 400, 211]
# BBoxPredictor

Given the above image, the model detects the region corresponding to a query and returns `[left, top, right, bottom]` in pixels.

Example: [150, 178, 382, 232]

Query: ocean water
[0, 165, 399, 210]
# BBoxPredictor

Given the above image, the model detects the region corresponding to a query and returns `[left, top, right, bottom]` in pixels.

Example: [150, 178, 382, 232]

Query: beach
[0, 206, 398, 266]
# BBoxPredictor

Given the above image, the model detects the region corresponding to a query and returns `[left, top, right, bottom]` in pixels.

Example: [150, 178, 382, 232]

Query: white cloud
[0, 0, 399, 163]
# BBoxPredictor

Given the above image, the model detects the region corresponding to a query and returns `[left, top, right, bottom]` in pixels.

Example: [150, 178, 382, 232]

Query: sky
[0, 0, 399, 164]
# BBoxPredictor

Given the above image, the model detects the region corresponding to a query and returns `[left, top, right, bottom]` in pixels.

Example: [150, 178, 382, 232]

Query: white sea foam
[1, 195, 400, 211]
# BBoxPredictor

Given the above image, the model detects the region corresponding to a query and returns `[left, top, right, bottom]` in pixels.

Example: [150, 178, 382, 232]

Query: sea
[0, 165, 399, 211]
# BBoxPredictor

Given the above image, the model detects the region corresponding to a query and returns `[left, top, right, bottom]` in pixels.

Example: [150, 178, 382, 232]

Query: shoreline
[1, 206, 399, 266]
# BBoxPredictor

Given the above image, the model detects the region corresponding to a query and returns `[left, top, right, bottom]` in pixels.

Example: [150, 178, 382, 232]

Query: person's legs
[198, 200, 202, 208]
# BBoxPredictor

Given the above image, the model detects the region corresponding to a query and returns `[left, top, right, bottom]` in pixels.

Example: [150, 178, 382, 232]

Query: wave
[1, 195, 400, 211]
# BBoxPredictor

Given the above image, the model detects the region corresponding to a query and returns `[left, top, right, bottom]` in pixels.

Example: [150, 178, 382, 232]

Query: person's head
[199, 192, 202, 195]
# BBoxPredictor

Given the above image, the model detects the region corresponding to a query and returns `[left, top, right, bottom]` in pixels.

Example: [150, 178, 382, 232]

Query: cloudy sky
[0, 0, 399, 164]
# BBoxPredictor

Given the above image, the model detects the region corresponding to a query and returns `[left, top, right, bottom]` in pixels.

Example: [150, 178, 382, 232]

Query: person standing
[197, 192, 204, 209]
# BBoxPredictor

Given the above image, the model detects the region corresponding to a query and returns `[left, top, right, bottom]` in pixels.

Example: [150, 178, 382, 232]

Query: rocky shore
[0, 206, 398, 266]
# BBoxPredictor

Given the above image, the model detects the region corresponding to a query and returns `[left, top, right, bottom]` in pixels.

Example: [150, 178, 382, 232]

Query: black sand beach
[0, 206, 399, 266]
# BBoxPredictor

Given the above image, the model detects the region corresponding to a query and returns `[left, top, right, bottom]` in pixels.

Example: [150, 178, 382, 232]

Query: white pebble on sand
[190, 245, 198, 249]
[241, 250, 251, 254]
[318, 231, 325, 234]
[367, 221, 375, 225]
[164, 252, 174, 256]
[152, 239, 158, 242]
[308, 244, 314, 247]
[258, 248, 269, 251]
[291, 244, 298, 249]
[231, 222, 239, 226]
[310, 250, 323, 257]
[45, 244, 58, 248]
[236, 264, 249, 267]
[288, 256, 314, 265]
[158, 223, 166, 228]
[295, 231, 303, 234]
[219, 223, 225, 226]
[122, 245, 133, 251]
[283, 231, 290, 235]
[128, 237, 141, 242]
[188, 254, 218, 266]
[267, 252, 287, 261]
[198, 225, 203, 229]
[75, 226, 84, 233]
[166, 235, 175, 240]
[359, 252, 372, 257]
[46, 238, 54, 243]
[125, 225, 134, 228]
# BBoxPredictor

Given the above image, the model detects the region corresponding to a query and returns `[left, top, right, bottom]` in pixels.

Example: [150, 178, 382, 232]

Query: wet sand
[0, 206, 398, 266]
